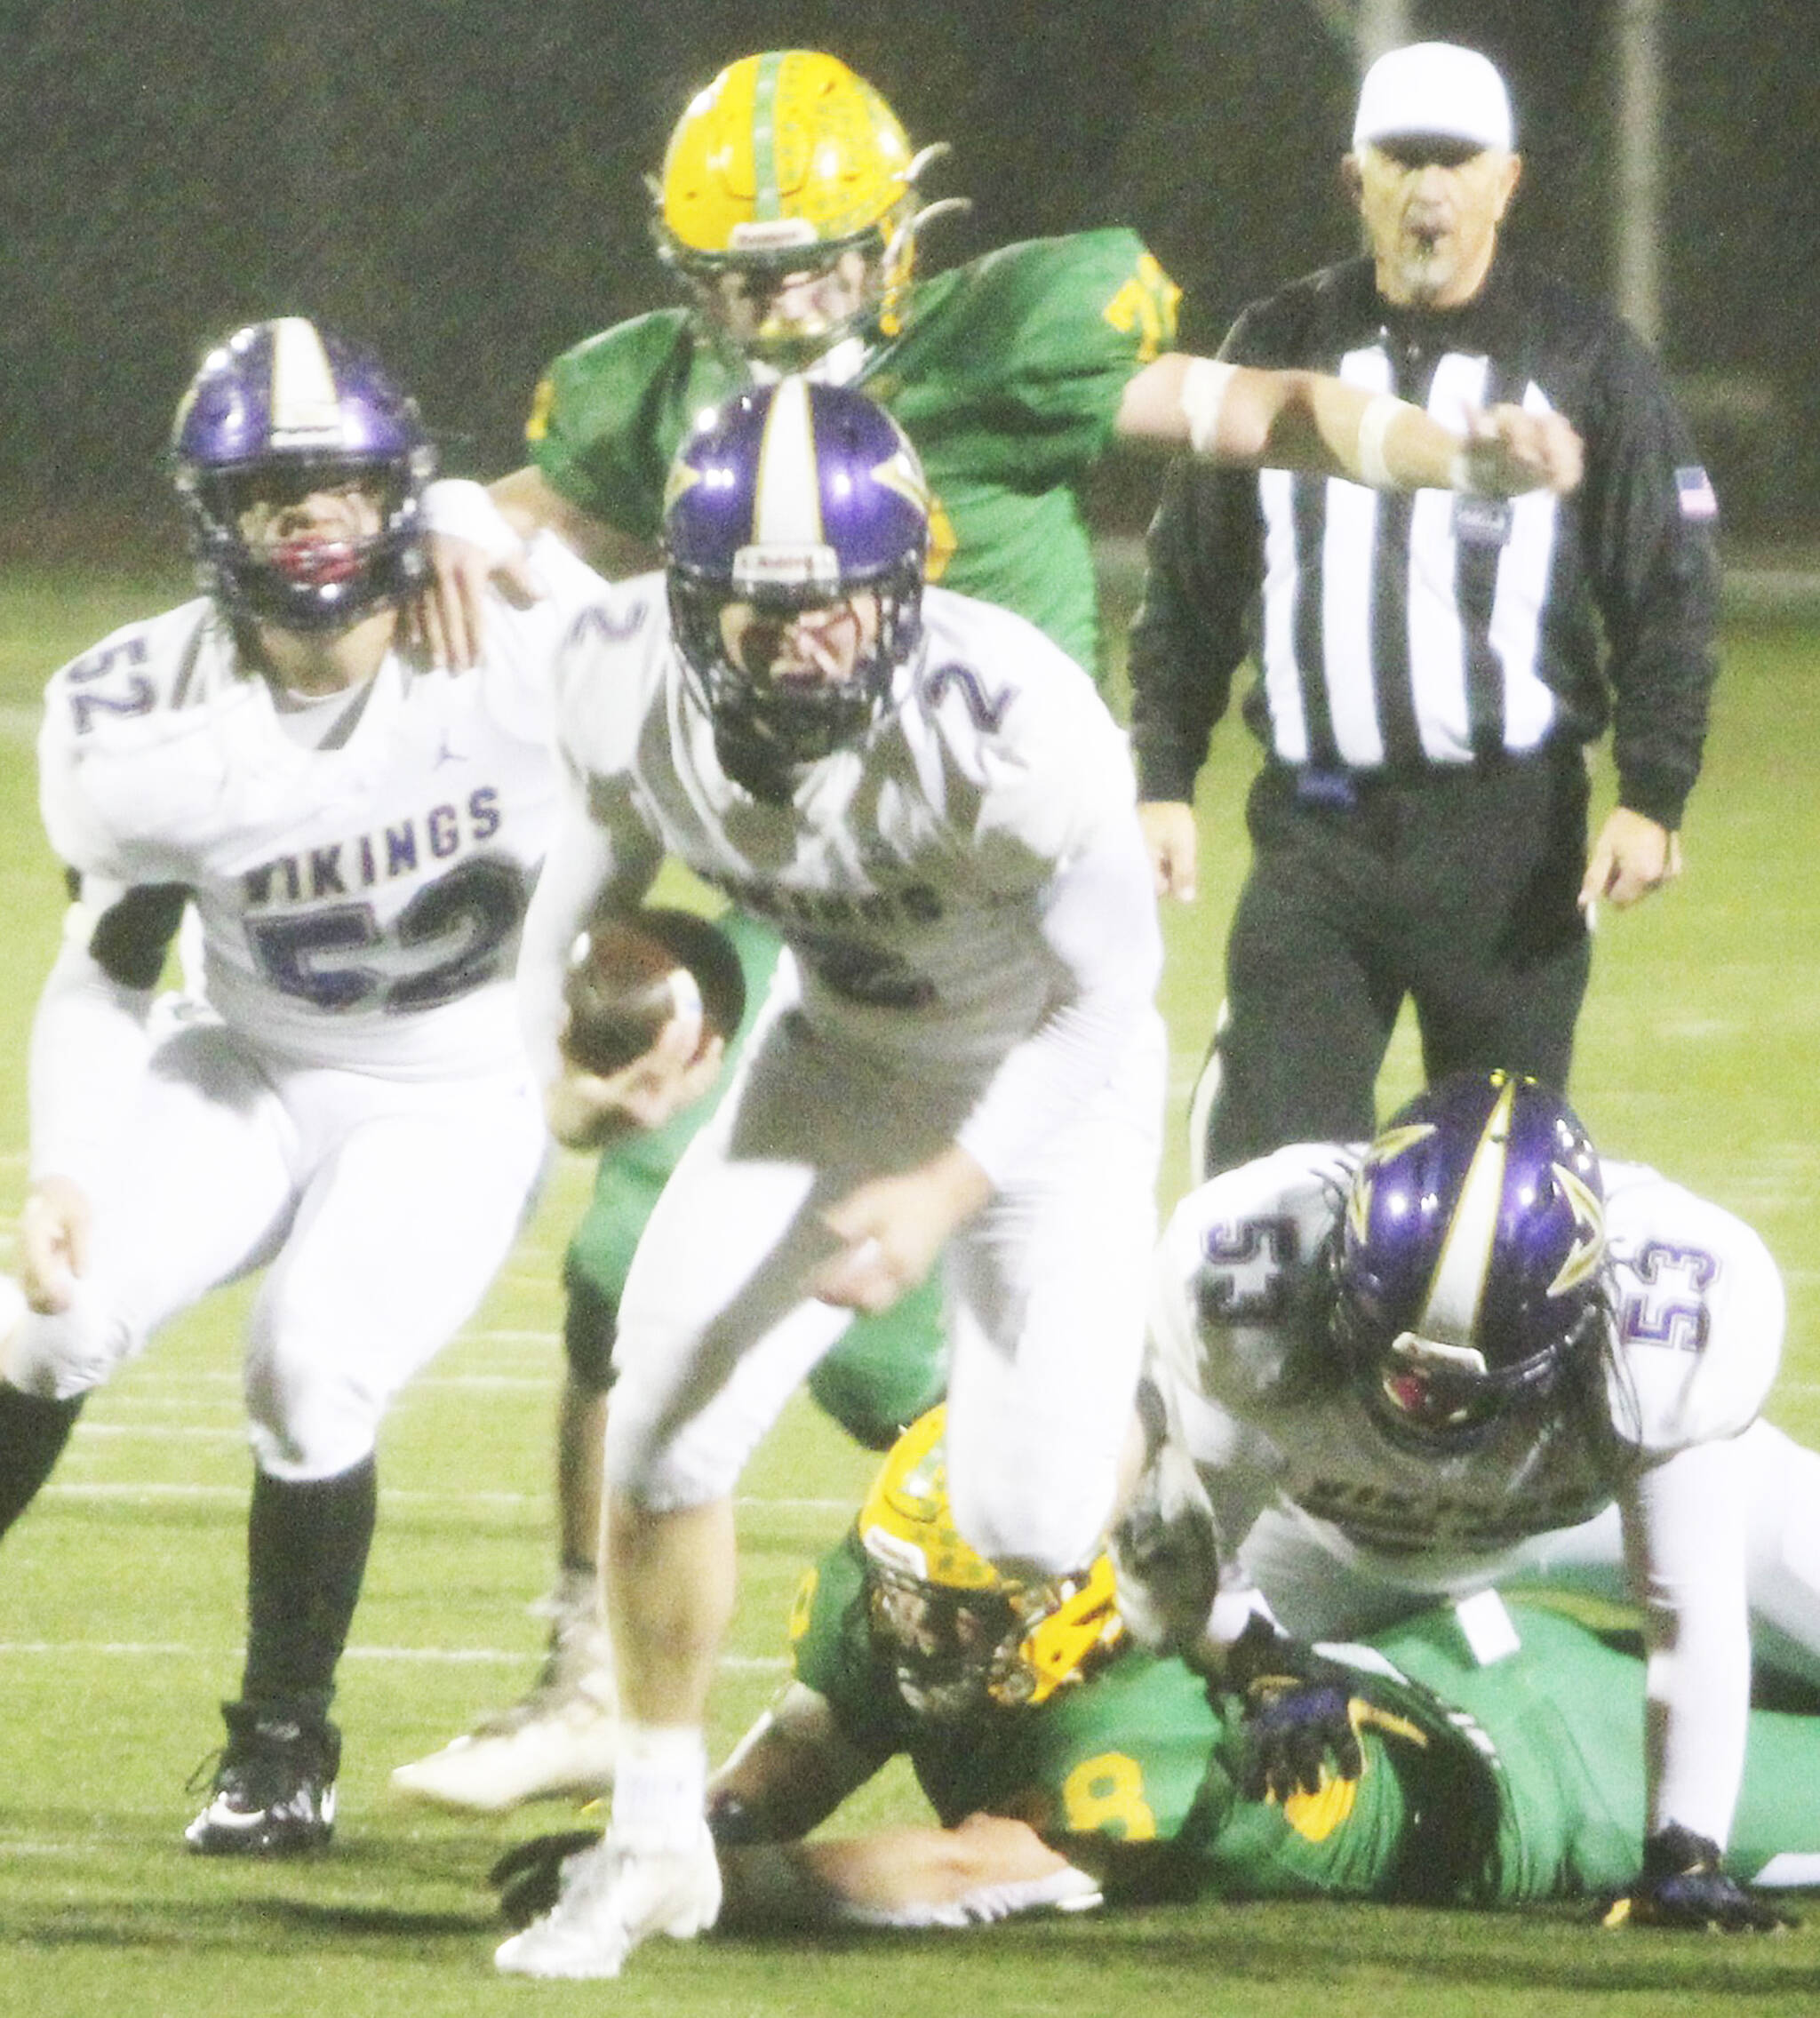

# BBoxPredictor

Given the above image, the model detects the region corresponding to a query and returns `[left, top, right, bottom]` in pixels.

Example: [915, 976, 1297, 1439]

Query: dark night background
[4, 0, 1816, 561]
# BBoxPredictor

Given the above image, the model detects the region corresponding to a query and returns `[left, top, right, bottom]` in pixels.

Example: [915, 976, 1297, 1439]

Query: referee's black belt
[1282, 744, 1574, 812]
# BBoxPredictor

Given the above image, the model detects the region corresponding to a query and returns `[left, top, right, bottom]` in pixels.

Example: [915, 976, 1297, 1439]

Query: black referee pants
[1194, 748, 1593, 1177]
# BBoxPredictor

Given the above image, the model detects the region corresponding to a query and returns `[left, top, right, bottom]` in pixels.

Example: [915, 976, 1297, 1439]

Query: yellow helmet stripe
[751, 51, 787, 222]
[1417, 1073, 1518, 1344]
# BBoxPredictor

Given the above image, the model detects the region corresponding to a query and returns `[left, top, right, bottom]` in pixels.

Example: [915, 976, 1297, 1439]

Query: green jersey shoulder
[525, 230, 1178, 673]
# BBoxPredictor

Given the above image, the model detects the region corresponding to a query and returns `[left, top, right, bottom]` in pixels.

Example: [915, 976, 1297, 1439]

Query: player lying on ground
[494, 1407, 1808, 1934]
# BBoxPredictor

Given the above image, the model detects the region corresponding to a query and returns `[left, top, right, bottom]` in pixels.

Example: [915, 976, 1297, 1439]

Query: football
[558, 905, 746, 1078]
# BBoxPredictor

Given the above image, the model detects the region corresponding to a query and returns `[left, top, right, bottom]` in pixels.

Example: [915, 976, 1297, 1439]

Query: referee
[1130, 41, 1720, 1177]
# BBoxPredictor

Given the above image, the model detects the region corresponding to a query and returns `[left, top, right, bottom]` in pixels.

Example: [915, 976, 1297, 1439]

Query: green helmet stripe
[752, 52, 786, 220]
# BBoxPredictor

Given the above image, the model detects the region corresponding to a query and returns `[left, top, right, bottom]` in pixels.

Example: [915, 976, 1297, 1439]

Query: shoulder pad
[1602, 1162, 1783, 1450]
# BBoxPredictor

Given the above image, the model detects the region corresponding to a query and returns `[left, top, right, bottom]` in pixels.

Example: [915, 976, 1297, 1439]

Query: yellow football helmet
[652, 51, 962, 362]
[858, 1408, 1124, 1720]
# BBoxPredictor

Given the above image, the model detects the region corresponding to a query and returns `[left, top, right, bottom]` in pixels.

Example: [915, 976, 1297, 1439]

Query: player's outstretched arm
[720, 1815, 1100, 1931]
[1114, 353, 1583, 497]
[495, 1813, 1099, 1936]
[493, 1679, 891, 1929]
[491, 466, 659, 578]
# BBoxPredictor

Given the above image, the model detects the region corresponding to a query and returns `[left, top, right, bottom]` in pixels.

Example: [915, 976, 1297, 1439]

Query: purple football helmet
[170, 317, 433, 632]
[1330, 1071, 1609, 1449]
[663, 375, 929, 799]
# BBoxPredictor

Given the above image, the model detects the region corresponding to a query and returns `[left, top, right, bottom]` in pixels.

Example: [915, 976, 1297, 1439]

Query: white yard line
[0, 1639, 786, 1670]
[36, 1479, 852, 1513]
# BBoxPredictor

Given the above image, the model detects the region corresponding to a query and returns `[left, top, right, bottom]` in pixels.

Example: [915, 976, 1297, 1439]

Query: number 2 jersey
[36, 534, 612, 1085]
[537, 576, 1161, 1189]
[1148, 1144, 1784, 1583]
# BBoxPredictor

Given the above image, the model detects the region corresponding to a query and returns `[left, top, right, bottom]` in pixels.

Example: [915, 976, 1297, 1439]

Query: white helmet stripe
[753, 374, 823, 546]
[268, 317, 344, 444]
[1417, 1073, 1518, 1344]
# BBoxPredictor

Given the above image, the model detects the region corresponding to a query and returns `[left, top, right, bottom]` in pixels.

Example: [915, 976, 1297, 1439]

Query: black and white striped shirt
[1130, 256, 1720, 827]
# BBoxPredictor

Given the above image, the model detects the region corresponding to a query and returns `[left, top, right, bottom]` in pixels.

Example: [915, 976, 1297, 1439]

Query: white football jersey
[1150, 1144, 1784, 1579]
[37, 534, 610, 1080]
[547, 579, 1159, 1165]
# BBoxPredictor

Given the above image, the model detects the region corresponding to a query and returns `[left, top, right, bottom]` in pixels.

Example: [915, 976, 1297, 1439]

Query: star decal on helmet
[1548, 1162, 1607, 1296]
[1348, 1121, 1436, 1243]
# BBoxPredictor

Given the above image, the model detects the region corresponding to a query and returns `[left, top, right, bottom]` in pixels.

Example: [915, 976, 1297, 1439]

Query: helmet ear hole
[1331, 1071, 1608, 1451]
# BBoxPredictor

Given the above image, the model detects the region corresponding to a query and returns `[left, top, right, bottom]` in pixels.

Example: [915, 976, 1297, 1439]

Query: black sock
[0, 1384, 85, 1538]
[239, 1456, 378, 1722]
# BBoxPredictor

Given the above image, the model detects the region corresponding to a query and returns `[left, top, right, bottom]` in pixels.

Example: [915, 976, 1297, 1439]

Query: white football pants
[606, 996, 1167, 1580]
[6, 1017, 546, 1480]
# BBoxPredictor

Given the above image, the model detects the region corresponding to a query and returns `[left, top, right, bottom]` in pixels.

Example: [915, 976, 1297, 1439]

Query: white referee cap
[1353, 42, 1515, 153]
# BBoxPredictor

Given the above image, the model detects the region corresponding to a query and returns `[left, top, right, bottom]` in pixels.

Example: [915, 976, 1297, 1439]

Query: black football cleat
[185, 1702, 340, 1856]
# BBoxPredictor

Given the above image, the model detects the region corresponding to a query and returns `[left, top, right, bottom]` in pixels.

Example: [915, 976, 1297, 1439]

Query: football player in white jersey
[0, 317, 616, 1855]
[1135, 1068, 1818, 1930]
[491, 377, 1167, 1979]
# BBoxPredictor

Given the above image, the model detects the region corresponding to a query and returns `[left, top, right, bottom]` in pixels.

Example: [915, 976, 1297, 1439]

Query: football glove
[1600, 1823, 1798, 1933]
[1222, 1615, 1363, 1804]
[491, 1827, 603, 1931]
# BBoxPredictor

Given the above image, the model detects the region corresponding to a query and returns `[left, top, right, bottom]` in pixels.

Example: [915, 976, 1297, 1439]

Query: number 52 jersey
[36, 536, 608, 1081]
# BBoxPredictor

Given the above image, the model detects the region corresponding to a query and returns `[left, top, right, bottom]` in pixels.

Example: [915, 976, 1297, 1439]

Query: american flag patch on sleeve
[1676, 466, 1719, 520]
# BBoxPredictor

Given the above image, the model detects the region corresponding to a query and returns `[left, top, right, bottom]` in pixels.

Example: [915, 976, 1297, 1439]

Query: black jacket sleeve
[1577, 314, 1721, 830]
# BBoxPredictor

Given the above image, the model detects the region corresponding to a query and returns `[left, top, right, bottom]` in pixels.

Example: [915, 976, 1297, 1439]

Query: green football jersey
[786, 1537, 1820, 1907]
[787, 1533, 1434, 1902]
[526, 229, 1179, 676]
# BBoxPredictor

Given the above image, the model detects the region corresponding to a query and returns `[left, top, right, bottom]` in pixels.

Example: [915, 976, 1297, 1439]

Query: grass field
[2, 555, 1818, 2016]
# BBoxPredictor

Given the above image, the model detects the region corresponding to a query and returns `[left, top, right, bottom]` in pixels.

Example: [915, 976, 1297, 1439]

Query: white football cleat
[493, 1825, 722, 1980]
[392, 1586, 618, 1811]
[391, 1680, 618, 1811]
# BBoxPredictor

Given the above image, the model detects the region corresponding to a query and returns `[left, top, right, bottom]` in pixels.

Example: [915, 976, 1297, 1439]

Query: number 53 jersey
[37, 537, 608, 1081]
[1150, 1145, 1784, 1578]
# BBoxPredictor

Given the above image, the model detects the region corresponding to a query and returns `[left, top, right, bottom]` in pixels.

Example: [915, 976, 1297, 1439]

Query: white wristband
[1179, 357, 1239, 458]
[1354, 394, 1401, 490]
[419, 476, 523, 562]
